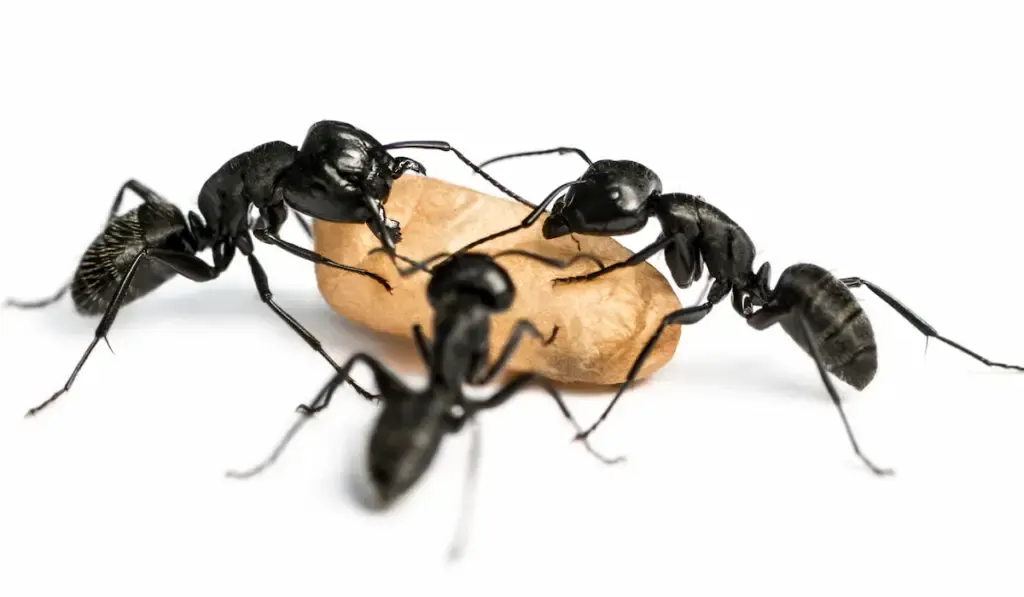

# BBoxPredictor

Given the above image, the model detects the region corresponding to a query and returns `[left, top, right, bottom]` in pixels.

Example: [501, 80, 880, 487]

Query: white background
[1, 1, 1023, 595]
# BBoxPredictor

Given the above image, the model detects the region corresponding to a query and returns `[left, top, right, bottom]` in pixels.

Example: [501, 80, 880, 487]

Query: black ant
[4, 121, 532, 418]
[461, 146, 1024, 476]
[225, 244, 622, 561]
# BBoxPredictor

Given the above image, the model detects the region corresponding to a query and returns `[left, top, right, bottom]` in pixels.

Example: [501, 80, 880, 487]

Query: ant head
[426, 253, 515, 312]
[542, 160, 661, 239]
[279, 120, 396, 224]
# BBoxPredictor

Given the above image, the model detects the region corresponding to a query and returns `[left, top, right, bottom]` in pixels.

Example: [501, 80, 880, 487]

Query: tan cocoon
[313, 175, 681, 386]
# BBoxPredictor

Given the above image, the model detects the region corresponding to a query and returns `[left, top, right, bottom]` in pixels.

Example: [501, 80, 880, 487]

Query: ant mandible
[460, 145, 1024, 475]
[226, 244, 622, 561]
[5, 121, 532, 417]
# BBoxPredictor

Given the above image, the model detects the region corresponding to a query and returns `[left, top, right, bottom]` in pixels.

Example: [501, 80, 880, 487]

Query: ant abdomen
[71, 201, 192, 316]
[774, 263, 878, 391]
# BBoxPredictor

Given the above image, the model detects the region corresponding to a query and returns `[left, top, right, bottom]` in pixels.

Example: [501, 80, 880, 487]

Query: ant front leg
[243, 251, 378, 401]
[552, 232, 681, 287]
[469, 320, 559, 385]
[5, 179, 172, 310]
[24, 248, 220, 417]
[575, 302, 714, 441]
[466, 372, 625, 465]
[226, 353, 405, 480]
[252, 227, 393, 292]
[841, 276, 1024, 372]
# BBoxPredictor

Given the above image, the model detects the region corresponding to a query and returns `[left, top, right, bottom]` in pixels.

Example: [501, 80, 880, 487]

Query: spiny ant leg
[576, 303, 714, 440]
[469, 373, 624, 465]
[470, 320, 559, 385]
[553, 233, 681, 286]
[478, 146, 594, 169]
[226, 354, 397, 480]
[454, 181, 580, 255]
[447, 417, 482, 563]
[794, 314, 893, 476]
[841, 276, 1024, 373]
[379, 140, 535, 208]
[25, 249, 220, 417]
[245, 253, 378, 401]
[252, 229, 392, 292]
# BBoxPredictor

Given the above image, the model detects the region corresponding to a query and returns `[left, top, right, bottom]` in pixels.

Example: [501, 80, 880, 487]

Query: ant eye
[609, 190, 621, 201]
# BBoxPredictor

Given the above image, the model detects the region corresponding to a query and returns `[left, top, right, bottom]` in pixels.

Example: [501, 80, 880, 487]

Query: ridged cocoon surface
[313, 175, 682, 386]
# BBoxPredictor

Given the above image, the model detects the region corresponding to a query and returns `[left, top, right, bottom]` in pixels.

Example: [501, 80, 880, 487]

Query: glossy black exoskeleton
[463, 146, 1024, 475]
[225, 245, 621, 561]
[5, 121, 531, 418]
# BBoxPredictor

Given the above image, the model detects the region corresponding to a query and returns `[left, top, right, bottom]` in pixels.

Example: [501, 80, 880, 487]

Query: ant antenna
[447, 417, 483, 563]
[377, 141, 536, 208]
[491, 249, 605, 272]
[451, 180, 581, 257]
[478, 146, 594, 169]
[367, 231, 605, 281]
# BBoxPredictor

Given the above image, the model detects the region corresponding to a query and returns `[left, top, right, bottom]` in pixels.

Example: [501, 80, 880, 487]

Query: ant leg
[5, 179, 172, 310]
[379, 140, 535, 208]
[467, 372, 624, 465]
[252, 228, 392, 292]
[24, 249, 220, 417]
[553, 233, 680, 286]
[575, 303, 714, 440]
[412, 324, 433, 365]
[470, 320, 558, 385]
[453, 181, 581, 255]
[245, 253, 378, 402]
[478, 146, 594, 169]
[793, 314, 894, 476]
[4, 284, 71, 309]
[226, 353, 404, 480]
[446, 417, 482, 563]
[842, 276, 1024, 372]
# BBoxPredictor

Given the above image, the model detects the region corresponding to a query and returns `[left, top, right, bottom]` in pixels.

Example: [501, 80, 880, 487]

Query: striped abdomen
[776, 263, 878, 390]
[71, 201, 191, 316]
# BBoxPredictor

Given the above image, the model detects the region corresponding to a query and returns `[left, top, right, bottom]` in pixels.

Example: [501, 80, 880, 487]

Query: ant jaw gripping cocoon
[314, 175, 684, 386]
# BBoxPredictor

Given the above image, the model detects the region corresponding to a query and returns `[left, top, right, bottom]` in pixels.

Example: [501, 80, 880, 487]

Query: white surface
[1, 2, 1023, 595]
